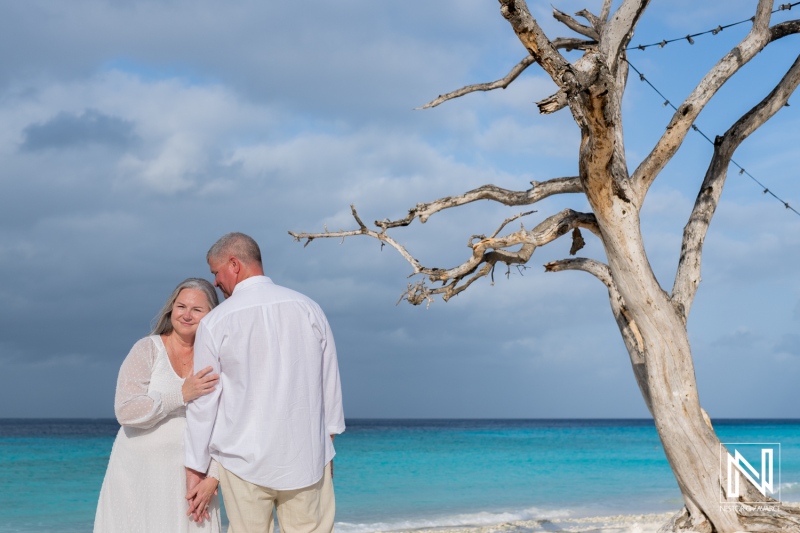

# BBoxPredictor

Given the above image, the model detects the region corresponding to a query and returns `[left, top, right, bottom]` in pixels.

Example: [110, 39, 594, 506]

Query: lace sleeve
[207, 459, 220, 480]
[114, 337, 185, 429]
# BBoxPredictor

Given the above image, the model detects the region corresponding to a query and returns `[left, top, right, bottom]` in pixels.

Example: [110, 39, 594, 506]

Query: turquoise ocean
[2, 419, 800, 532]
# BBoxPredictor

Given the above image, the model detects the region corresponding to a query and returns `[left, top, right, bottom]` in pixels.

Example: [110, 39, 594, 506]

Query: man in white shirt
[185, 232, 345, 533]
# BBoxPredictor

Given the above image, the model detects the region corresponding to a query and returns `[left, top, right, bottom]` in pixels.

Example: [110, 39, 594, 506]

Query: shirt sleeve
[114, 337, 185, 429]
[319, 311, 345, 436]
[185, 321, 221, 473]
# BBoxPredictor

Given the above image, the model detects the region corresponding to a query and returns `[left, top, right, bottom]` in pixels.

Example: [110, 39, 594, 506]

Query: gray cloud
[0, 1, 798, 419]
[20, 108, 136, 151]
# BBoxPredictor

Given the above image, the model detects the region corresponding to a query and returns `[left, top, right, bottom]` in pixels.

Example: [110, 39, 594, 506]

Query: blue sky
[0, 0, 798, 418]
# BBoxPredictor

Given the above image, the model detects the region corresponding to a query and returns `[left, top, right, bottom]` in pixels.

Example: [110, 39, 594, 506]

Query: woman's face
[170, 288, 211, 338]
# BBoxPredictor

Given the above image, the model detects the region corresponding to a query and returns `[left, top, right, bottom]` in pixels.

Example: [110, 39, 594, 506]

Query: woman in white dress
[94, 278, 222, 533]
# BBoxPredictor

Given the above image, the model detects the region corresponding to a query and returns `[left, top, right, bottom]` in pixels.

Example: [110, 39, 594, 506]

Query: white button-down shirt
[185, 276, 345, 490]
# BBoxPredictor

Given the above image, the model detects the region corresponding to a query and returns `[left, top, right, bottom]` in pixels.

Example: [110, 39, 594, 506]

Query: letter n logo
[720, 443, 780, 503]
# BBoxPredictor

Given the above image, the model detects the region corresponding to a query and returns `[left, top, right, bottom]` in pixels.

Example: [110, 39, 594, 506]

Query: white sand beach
[392, 512, 675, 533]
[337, 510, 678, 533]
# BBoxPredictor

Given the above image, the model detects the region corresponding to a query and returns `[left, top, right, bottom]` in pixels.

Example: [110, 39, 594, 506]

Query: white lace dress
[94, 335, 221, 533]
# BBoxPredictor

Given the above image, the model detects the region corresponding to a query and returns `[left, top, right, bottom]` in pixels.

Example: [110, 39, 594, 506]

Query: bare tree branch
[600, 0, 650, 74]
[403, 208, 600, 303]
[575, 9, 602, 32]
[599, 0, 613, 23]
[534, 40, 603, 115]
[416, 56, 535, 110]
[499, 0, 574, 85]
[536, 90, 568, 114]
[553, 8, 599, 40]
[551, 37, 597, 51]
[291, 207, 600, 305]
[771, 18, 800, 40]
[417, 31, 600, 112]
[489, 210, 536, 239]
[375, 176, 583, 230]
[289, 205, 428, 274]
[434, 208, 601, 282]
[632, 0, 775, 198]
[544, 256, 611, 283]
[671, 52, 800, 320]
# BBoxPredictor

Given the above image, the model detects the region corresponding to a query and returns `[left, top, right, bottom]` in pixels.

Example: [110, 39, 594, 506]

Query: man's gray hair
[207, 232, 262, 266]
[150, 278, 219, 335]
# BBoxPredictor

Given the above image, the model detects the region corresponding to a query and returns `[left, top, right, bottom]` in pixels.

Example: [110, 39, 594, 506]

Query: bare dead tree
[290, 1, 800, 530]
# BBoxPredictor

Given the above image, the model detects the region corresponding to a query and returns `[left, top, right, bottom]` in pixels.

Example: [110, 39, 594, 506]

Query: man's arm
[185, 321, 222, 473]
[320, 314, 345, 437]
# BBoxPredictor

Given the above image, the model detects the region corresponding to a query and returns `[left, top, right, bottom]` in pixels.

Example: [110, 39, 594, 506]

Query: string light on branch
[627, 61, 800, 217]
[627, 2, 800, 51]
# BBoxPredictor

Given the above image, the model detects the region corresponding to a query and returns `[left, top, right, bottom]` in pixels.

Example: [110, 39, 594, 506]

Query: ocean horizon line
[3, 416, 800, 422]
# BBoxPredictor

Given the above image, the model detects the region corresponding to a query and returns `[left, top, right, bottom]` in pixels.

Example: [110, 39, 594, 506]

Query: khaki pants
[219, 463, 335, 533]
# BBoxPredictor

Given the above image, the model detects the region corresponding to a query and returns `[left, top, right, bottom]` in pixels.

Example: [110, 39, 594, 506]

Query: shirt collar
[232, 275, 272, 295]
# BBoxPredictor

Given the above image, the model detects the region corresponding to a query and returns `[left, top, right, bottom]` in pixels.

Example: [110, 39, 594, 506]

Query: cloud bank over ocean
[0, 0, 798, 418]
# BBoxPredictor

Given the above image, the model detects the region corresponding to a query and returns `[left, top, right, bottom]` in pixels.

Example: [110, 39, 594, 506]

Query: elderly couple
[94, 232, 345, 533]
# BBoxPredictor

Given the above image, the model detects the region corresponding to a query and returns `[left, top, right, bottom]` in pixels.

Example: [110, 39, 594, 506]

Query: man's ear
[229, 256, 241, 273]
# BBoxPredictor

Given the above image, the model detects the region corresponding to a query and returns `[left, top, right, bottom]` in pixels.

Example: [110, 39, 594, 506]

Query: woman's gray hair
[150, 278, 219, 335]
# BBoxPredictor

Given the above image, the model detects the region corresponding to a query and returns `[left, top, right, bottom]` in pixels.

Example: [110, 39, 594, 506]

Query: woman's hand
[182, 366, 219, 403]
[186, 476, 219, 522]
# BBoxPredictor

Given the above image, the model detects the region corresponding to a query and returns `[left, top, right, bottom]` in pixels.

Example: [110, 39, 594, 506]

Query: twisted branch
[402, 208, 599, 304]
[291, 207, 600, 306]
[375, 176, 583, 230]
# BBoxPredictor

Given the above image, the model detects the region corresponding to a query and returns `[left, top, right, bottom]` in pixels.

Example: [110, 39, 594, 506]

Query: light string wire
[626, 60, 800, 216]
[626, 2, 800, 50]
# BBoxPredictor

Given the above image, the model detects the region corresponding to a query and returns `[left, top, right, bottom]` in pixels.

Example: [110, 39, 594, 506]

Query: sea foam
[335, 507, 674, 533]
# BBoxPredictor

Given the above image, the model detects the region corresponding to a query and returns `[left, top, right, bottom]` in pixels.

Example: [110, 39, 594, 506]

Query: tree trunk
[599, 205, 799, 532]
[603, 214, 731, 531]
